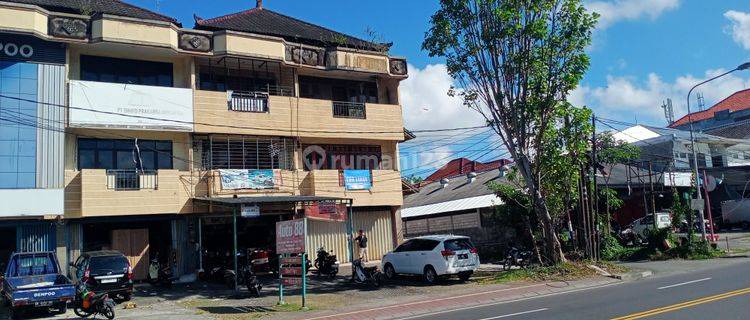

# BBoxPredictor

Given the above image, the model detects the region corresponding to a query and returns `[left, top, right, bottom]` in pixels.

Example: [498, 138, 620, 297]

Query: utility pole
[649, 161, 657, 229]
[685, 62, 750, 240]
[591, 114, 599, 261]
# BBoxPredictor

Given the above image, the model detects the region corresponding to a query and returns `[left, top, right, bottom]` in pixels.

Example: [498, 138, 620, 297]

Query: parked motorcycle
[351, 259, 381, 288]
[314, 246, 339, 278]
[73, 284, 116, 319]
[503, 247, 533, 270]
[239, 262, 263, 297]
[148, 253, 174, 287]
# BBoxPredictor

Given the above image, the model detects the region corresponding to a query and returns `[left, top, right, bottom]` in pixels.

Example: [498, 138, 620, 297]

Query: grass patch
[273, 303, 314, 312]
[480, 261, 617, 284]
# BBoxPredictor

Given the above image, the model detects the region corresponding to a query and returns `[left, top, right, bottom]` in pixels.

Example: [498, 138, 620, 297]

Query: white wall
[0, 189, 64, 217]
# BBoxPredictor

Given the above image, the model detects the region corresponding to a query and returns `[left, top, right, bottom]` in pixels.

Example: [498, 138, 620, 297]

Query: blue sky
[129, 0, 750, 175]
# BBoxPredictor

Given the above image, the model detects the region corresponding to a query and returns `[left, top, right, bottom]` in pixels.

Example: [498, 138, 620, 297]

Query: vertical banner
[343, 170, 372, 190]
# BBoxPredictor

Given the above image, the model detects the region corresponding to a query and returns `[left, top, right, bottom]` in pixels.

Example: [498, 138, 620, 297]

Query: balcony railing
[106, 170, 158, 190]
[228, 91, 269, 113]
[332, 101, 366, 119]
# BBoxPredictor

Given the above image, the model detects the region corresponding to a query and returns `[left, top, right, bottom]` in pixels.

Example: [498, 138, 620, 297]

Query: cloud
[586, 0, 680, 29]
[572, 69, 750, 125]
[399, 64, 497, 175]
[400, 64, 487, 130]
[725, 10, 750, 50]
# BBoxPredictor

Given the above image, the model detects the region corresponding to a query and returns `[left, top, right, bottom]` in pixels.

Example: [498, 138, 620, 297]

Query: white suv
[381, 235, 479, 284]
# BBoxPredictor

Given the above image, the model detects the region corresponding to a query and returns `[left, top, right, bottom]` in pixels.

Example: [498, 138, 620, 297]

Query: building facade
[0, 0, 408, 278]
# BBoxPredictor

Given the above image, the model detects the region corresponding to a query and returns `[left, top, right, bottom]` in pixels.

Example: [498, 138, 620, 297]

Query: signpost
[275, 219, 307, 307]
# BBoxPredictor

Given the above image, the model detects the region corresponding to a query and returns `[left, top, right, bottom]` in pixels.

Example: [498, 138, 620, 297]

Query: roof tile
[194, 7, 388, 52]
[7, 0, 178, 24]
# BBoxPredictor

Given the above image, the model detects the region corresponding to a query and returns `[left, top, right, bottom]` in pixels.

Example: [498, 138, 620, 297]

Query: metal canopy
[193, 195, 352, 207]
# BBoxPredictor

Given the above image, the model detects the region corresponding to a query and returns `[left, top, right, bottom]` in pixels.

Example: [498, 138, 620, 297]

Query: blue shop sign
[343, 170, 372, 191]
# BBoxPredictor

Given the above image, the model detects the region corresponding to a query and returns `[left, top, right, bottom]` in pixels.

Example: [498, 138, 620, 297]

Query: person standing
[354, 229, 368, 262]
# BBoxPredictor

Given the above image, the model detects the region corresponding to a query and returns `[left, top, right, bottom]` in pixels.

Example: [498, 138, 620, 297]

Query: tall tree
[423, 0, 597, 263]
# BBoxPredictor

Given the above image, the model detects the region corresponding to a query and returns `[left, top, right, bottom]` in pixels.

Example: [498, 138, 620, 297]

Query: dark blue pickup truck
[2, 252, 75, 319]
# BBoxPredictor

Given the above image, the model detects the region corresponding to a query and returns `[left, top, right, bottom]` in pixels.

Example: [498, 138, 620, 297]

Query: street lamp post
[685, 62, 750, 241]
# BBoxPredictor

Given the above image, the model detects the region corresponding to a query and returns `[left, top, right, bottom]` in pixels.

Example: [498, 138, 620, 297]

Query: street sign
[276, 219, 306, 254]
[281, 267, 303, 276]
[241, 204, 260, 218]
[281, 277, 303, 286]
[280, 256, 303, 265]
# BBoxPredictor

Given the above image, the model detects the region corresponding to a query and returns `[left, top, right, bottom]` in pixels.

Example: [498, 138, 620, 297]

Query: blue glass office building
[0, 33, 66, 254]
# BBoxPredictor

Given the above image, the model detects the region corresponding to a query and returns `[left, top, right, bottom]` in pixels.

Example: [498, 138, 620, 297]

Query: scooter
[314, 246, 339, 278]
[503, 247, 533, 270]
[351, 259, 381, 288]
[73, 284, 116, 320]
[240, 262, 263, 297]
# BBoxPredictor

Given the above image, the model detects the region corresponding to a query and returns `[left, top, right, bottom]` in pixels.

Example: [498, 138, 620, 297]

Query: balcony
[106, 170, 158, 190]
[64, 169, 195, 218]
[332, 101, 366, 119]
[194, 90, 404, 140]
[68, 80, 194, 131]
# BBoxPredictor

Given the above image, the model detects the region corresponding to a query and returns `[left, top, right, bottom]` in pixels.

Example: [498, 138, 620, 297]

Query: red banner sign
[282, 277, 303, 287]
[280, 256, 303, 265]
[276, 219, 306, 254]
[304, 201, 347, 221]
[281, 267, 303, 276]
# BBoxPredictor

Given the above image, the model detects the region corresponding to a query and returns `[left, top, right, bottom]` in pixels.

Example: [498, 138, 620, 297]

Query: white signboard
[69, 80, 194, 131]
[664, 172, 693, 187]
[241, 205, 261, 218]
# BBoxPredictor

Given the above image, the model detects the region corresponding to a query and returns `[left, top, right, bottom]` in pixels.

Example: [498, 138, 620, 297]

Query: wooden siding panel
[193, 90, 404, 141]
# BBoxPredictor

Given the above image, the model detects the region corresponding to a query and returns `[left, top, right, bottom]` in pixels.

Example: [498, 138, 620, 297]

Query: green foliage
[596, 132, 640, 165]
[404, 175, 424, 185]
[600, 233, 625, 261]
[423, 0, 598, 264]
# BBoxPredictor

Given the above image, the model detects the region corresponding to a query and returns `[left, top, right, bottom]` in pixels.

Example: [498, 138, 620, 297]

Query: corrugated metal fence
[36, 64, 66, 189]
[17, 223, 56, 252]
[306, 208, 393, 262]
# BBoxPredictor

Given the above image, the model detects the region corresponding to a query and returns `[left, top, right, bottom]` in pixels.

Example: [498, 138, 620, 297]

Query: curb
[611, 270, 653, 281]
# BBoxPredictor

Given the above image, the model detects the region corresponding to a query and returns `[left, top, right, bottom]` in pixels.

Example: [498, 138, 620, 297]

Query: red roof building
[669, 88, 750, 128]
[421, 158, 512, 186]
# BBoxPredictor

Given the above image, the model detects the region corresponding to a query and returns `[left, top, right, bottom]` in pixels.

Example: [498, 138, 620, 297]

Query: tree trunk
[523, 214, 543, 265]
[516, 155, 567, 265]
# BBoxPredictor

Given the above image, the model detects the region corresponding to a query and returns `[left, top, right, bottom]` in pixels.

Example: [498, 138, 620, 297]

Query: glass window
[79, 150, 95, 169]
[443, 239, 475, 251]
[80, 55, 173, 87]
[0, 61, 36, 189]
[413, 239, 440, 251]
[394, 240, 415, 253]
[78, 138, 173, 171]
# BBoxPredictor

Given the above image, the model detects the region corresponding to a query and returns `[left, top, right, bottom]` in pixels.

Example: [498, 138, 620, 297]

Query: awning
[193, 195, 352, 206]
[401, 194, 503, 219]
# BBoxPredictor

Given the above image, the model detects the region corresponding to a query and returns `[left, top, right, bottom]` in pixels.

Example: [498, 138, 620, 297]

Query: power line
[0, 94, 487, 135]
[0, 109, 509, 189]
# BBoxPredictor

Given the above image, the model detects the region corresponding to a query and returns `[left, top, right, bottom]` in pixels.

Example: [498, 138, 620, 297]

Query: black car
[71, 251, 133, 301]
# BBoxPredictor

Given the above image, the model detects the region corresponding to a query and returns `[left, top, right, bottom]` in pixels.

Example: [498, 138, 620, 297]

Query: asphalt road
[404, 259, 750, 320]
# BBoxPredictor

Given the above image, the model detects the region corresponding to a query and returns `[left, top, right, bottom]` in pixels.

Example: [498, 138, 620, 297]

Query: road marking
[611, 286, 750, 320]
[476, 308, 548, 320]
[397, 281, 623, 320]
[657, 277, 711, 290]
[306, 283, 550, 320]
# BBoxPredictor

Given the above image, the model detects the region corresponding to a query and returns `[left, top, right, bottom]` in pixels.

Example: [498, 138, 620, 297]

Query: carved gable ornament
[285, 44, 325, 67]
[389, 58, 408, 76]
[178, 32, 212, 52]
[48, 16, 88, 40]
